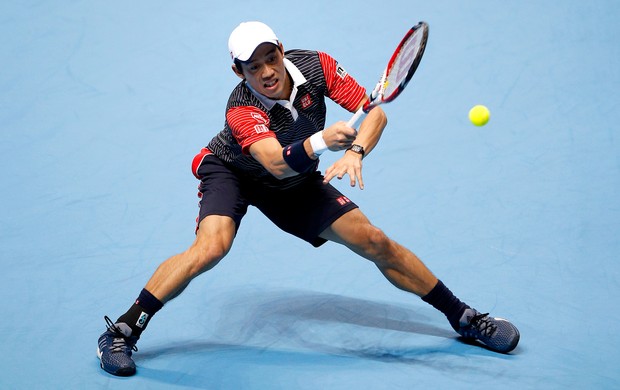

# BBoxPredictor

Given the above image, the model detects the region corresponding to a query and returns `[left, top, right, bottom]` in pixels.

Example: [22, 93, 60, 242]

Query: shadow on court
[134, 290, 515, 379]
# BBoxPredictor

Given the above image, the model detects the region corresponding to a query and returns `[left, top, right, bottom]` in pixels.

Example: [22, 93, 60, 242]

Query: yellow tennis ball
[469, 105, 490, 126]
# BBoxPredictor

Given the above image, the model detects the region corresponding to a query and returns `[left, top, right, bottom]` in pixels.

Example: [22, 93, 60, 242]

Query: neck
[281, 71, 293, 101]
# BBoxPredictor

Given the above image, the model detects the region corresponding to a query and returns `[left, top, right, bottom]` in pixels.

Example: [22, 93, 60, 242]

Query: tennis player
[97, 21, 519, 376]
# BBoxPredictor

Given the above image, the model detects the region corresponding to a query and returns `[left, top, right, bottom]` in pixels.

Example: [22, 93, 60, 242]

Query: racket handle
[346, 107, 366, 128]
[347, 78, 383, 128]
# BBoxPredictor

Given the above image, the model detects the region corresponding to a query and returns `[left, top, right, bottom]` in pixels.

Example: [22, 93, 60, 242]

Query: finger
[349, 166, 363, 189]
[357, 168, 364, 190]
[338, 125, 357, 138]
[338, 166, 353, 188]
[323, 166, 336, 184]
[338, 133, 356, 144]
[349, 172, 357, 187]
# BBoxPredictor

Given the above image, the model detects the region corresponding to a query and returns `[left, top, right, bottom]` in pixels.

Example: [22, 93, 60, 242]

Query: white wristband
[309, 131, 328, 156]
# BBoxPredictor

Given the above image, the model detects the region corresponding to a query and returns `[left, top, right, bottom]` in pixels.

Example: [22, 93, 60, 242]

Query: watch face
[350, 144, 364, 154]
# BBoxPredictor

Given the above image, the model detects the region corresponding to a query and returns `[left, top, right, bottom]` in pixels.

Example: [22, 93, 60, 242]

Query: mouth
[264, 79, 278, 90]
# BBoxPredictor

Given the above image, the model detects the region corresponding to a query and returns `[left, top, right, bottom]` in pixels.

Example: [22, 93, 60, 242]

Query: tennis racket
[347, 21, 429, 127]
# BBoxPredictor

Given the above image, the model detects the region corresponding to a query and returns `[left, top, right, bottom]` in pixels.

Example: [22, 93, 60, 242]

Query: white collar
[246, 58, 306, 119]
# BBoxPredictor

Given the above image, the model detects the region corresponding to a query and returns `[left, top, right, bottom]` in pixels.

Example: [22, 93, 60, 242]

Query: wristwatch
[347, 144, 365, 158]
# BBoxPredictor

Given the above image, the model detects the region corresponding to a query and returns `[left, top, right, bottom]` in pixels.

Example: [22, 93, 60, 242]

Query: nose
[261, 64, 275, 80]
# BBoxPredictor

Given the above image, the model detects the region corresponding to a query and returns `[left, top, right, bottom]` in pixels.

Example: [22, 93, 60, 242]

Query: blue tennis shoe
[97, 316, 139, 376]
[456, 308, 520, 353]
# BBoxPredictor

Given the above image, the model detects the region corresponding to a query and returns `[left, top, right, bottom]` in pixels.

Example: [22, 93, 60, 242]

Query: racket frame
[347, 21, 429, 127]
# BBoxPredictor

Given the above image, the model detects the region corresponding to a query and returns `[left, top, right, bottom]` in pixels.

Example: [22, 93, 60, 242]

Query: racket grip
[346, 108, 366, 128]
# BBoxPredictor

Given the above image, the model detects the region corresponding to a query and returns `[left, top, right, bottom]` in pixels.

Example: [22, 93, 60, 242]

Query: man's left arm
[323, 99, 388, 189]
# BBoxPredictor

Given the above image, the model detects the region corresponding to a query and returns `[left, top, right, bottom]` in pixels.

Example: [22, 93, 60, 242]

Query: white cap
[228, 21, 279, 62]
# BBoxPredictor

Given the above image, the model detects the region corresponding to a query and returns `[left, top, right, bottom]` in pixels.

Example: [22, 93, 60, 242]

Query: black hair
[233, 42, 282, 75]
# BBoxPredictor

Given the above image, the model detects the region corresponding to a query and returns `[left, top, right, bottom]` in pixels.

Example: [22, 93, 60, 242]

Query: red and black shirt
[192, 49, 366, 184]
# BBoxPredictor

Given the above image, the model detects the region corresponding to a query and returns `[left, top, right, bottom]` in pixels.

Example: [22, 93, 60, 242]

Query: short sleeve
[318, 51, 367, 112]
[226, 106, 277, 154]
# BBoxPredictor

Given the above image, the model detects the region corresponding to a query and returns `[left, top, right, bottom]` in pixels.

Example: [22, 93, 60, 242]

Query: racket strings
[385, 32, 424, 97]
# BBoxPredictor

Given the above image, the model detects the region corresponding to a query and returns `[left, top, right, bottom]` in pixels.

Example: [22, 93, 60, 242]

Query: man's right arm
[249, 122, 357, 179]
[228, 104, 358, 179]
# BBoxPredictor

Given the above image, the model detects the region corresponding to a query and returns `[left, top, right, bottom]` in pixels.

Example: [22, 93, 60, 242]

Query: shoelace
[104, 316, 138, 353]
[468, 313, 497, 337]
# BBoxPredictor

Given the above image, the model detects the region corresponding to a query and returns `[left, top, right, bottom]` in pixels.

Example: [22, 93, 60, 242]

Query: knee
[361, 226, 393, 261]
[186, 238, 231, 276]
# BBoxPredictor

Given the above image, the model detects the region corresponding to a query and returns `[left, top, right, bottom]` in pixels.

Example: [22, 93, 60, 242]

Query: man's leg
[97, 215, 236, 376]
[320, 208, 519, 353]
[145, 215, 236, 303]
[320, 208, 438, 296]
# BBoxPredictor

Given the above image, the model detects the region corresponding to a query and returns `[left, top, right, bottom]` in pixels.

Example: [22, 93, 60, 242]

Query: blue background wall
[2, 1, 619, 388]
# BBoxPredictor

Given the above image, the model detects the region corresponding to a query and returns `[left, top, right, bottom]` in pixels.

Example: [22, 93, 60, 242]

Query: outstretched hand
[323, 151, 364, 189]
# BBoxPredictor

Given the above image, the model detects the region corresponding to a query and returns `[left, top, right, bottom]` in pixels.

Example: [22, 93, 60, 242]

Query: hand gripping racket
[347, 21, 429, 127]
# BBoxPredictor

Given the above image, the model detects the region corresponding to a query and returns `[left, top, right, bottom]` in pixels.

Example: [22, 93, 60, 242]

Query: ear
[278, 42, 285, 54]
[231, 63, 245, 80]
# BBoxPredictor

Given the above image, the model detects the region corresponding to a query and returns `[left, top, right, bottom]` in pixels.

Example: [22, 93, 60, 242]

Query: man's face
[236, 43, 290, 101]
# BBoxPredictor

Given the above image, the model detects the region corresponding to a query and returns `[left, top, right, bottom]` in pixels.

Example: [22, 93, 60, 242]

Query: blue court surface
[2, 1, 619, 389]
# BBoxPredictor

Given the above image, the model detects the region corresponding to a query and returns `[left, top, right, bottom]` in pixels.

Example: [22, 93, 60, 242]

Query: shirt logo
[254, 124, 269, 134]
[300, 94, 312, 109]
[336, 64, 348, 79]
[250, 112, 268, 124]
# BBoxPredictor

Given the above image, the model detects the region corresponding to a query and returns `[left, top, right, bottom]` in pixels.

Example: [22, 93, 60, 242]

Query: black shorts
[196, 155, 358, 247]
